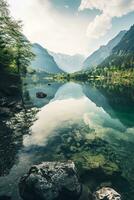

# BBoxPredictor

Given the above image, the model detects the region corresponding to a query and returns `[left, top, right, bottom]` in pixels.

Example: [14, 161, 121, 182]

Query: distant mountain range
[49, 52, 85, 73]
[31, 24, 134, 74]
[31, 43, 64, 74]
[31, 43, 84, 74]
[83, 30, 126, 70]
[99, 25, 134, 68]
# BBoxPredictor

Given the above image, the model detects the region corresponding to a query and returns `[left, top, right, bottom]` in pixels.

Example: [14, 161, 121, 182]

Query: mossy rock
[72, 152, 119, 176]
[102, 162, 119, 175]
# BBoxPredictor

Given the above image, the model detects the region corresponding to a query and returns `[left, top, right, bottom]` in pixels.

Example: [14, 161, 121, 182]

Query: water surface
[0, 79, 134, 199]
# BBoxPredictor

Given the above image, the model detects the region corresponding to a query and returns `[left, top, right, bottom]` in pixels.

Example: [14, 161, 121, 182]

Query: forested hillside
[0, 0, 33, 98]
[113, 25, 134, 54]
[57, 25, 134, 84]
[99, 25, 134, 69]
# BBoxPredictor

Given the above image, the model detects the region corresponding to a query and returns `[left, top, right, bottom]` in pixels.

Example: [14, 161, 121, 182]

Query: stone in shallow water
[36, 92, 47, 98]
[19, 161, 82, 200]
[93, 187, 121, 200]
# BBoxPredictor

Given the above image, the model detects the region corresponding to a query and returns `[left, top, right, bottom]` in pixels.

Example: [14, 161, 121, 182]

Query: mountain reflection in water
[0, 81, 134, 200]
[24, 82, 133, 148]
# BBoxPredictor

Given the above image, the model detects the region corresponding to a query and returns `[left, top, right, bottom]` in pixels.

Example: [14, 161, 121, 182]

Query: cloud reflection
[23, 82, 134, 148]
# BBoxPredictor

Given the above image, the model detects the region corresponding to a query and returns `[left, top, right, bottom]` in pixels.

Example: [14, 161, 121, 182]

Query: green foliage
[54, 66, 134, 87]
[113, 25, 134, 54]
[99, 54, 134, 69]
[98, 25, 134, 70]
[0, 0, 34, 74]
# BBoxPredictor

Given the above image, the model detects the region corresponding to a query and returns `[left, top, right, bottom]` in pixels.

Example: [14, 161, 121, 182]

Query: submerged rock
[72, 152, 119, 176]
[0, 107, 11, 117]
[36, 92, 47, 98]
[93, 187, 121, 200]
[19, 161, 82, 200]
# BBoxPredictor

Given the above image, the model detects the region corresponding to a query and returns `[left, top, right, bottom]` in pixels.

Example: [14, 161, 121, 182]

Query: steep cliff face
[99, 25, 134, 69]
[83, 30, 126, 69]
[31, 43, 64, 74]
[112, 25, 134, 54]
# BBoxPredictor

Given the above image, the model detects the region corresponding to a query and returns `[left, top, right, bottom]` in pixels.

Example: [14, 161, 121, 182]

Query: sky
[8, 0, 134, 56]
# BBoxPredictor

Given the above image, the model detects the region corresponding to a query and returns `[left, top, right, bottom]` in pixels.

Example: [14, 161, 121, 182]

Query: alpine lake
[0, 72, 134, 200]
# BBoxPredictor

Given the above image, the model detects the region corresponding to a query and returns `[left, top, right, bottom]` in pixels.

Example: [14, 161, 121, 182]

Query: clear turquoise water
[0, 79, 134, 199]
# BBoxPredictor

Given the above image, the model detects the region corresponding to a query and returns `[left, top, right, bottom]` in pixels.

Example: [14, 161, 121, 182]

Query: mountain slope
[113, 25, 134, 54]
[31, 43, 64, 74]
[83, 30, 126, 70]
[99, 25, 134, 68]
[49, 52, 85, 73]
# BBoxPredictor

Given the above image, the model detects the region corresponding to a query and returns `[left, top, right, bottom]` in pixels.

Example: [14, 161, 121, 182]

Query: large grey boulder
[93, 187, 121, 200]
[19, 161, 82, 200]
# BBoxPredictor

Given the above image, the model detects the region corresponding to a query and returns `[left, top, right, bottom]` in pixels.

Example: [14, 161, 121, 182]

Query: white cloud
[86, 14, 112, 39]
[79, 0, 134, 38]
[8, 0, 89, 55]
[7, 0, 134, 56]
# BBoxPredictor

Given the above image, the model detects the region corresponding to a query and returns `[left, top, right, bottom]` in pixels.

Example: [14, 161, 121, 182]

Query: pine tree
[0, 0, 34, 73]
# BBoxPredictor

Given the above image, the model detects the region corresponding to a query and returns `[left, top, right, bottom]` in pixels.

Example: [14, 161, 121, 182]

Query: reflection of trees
[96, 84, 134, 127]
[0, 121, 21, 176]
[23, 73, 63, 108]
[0, 72, 22, 176]
[81, 83, 134, 199]
[0, 106, 38, 176]
[83, 83, 134, 127]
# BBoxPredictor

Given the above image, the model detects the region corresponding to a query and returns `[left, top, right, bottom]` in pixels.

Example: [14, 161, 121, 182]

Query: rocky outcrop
[19, 161, 82, 200]
[93, 187, 121, 200]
